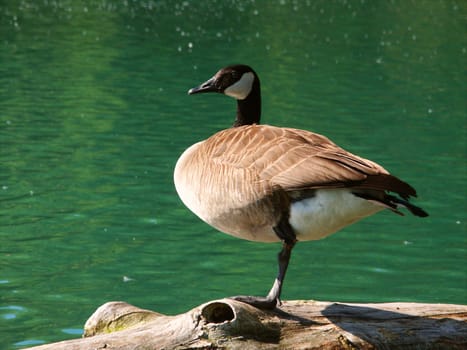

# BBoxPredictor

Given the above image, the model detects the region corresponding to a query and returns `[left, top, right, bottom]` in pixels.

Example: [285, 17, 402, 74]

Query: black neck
[233, 79, 261, 127]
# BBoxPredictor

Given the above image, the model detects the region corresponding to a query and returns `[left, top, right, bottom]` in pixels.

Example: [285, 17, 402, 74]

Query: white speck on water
[371, 267, 391, 274]
[187, 42, 193, 49]
[123, 276, 133, 282]
[147, 218, 158, 224]
[29, 190, 34, 196]
[376, 57, 383, 64]
[403, 240, 413, 245]
[2, 185, 8, 190]
[428, 108, 433, 114]
[456, 220, 461, 224]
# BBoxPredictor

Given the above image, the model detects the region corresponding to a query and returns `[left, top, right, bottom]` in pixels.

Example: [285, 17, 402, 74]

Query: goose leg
[230, 220, 297, 310]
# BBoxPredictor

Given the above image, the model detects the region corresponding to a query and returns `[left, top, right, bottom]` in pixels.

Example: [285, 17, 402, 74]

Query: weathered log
[25, 299, 467, 349]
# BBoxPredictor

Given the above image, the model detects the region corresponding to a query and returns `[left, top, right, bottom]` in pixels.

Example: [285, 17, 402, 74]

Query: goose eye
[217, 72, 239, 89]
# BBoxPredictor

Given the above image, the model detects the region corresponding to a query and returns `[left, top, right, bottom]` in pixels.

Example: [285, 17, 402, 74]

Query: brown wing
[204, 124, 417, 199]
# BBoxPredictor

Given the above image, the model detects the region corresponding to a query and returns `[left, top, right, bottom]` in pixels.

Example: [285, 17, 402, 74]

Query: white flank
[224, 72, 255, 100]
[289, 189, 384, 241]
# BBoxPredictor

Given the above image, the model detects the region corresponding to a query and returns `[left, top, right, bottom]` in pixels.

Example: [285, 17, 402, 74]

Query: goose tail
[386, 194, 429, 217]
[353, 192, 429, 217]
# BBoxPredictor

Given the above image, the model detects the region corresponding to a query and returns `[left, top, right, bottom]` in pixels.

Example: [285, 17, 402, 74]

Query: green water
[1, 0, 465, 348]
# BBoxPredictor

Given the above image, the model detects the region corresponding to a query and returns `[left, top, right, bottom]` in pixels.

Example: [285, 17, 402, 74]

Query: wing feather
[202, 124, 417, 199]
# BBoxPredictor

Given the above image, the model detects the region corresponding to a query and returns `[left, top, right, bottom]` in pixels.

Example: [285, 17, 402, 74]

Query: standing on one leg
[174, 64, 428, 309]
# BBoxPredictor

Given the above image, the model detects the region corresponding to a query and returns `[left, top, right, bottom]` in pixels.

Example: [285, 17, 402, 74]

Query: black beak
[188, 77, 220, 95]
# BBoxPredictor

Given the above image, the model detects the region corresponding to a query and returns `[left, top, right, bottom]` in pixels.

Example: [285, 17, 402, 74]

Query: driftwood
[25, 299, 467, 349]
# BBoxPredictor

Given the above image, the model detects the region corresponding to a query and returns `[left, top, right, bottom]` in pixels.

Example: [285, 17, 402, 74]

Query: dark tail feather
[353, 192, 429, 217]
[352, 173, 428, 217]
[359, 174, 417, 200]
[387, 194, 429, 217]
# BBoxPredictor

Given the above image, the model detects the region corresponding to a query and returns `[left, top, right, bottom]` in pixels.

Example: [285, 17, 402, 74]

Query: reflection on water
[1, 1, 465, 348]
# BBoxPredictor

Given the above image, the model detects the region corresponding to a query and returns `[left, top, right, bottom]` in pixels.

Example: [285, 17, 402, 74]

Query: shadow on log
[25, 299, 467, 349]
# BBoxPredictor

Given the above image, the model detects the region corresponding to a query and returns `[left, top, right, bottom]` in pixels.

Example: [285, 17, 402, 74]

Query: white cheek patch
[224, 72, 254, 100]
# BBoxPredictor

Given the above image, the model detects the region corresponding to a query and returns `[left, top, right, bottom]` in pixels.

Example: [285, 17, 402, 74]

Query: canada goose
[174, 64, 428, 309]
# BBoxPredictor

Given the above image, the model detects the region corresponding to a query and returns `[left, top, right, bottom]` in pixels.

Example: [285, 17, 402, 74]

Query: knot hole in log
[202, 302, 235, 324]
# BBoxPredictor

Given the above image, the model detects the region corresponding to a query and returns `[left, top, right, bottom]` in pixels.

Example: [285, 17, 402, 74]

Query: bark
[24, 299, 467, 349]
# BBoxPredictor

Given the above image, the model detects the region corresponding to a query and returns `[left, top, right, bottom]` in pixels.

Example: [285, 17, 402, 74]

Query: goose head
[188, 64, 261, 127]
